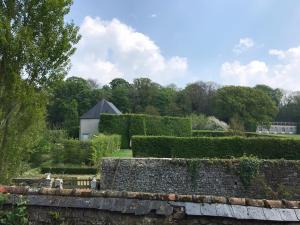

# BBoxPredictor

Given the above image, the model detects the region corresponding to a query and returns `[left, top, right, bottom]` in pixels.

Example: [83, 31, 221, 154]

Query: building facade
[256, 122, 297, 134]
[80, 99, 121, 140]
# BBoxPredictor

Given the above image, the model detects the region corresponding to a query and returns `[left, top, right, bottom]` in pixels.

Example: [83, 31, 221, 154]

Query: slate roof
[2, 185, 300, 222]
[80, 99, 121, 119]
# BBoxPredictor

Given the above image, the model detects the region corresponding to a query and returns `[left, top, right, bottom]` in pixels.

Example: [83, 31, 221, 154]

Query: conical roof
[80, 99, 121, 119]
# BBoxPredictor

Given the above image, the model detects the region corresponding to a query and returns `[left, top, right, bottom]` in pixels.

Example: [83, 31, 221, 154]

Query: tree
[212, 86, 278, 131]
[0, 0, 80, 182]
[176, 81, 218, 116]
[277, 95, 300, 122]
[130, 78, 160, 113]
[254, 84, 283, 106]
[47, 77, 96, 137]
[109, 78, 130, 113]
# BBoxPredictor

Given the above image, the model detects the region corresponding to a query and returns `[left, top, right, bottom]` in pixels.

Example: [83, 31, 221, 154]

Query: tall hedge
[132, 136, 300, 160]
[51, 134, 121, 165]
[90, 134, 121, 166]
[99, 114, 129, 148]
[192, 130, 276, 138]
[99, 114, 192, 148]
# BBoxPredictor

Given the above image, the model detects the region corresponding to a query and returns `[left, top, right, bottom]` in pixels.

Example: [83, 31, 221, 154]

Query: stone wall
[2, 186, 300, 225]
[100, 158, 300, 199]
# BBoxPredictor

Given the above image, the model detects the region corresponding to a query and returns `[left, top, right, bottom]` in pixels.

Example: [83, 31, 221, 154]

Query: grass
[267, 134, 300, 139]
[110, 149, 132, 158]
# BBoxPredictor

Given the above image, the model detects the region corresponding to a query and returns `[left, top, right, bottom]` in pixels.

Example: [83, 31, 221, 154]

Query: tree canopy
[212, 86, 278, 131]
[0, 0, 80, 182]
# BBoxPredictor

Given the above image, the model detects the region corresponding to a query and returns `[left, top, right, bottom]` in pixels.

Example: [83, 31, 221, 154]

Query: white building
[80, 99, 121, 140]
[256, 122, 297, 134]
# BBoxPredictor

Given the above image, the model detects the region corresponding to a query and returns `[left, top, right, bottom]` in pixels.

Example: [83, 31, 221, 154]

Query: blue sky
[67, 0, 300, 90]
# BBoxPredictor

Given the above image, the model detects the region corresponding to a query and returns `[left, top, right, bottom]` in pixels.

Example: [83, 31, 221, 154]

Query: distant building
[256, 122, 297, 134]
[80, 99, 121, 140]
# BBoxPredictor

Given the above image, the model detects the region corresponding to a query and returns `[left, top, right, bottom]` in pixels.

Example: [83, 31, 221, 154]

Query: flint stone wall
[100, 158, 300, 199]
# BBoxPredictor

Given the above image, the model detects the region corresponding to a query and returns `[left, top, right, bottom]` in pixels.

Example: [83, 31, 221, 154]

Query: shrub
[192, 130, 275, 138]
[51, 134, 121, 165]
[90, 134, 121, 166]
[52, 139, 92, 165]
[190, 114, 228, 131]
[132, 136, 300, 159]
[99, 114, 129, 149]
[0, 194, 28, 225]
[40, 167, 97, 175]
[99, 114, 192, 148]
[30, 129, 68, 167]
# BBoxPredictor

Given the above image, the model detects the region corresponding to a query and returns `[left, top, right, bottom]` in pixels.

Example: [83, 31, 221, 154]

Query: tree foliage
[0, 0, 80, 182]
[212, 86, 278, 131]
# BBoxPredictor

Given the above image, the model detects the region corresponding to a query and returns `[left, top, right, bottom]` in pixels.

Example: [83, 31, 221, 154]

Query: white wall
[80, 119, 100, 140]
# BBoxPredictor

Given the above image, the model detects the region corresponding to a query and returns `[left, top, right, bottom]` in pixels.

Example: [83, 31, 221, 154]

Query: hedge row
[192, 130, 276, 138]
[90, 134, 121, 166]
[41, 167, 97, 175]
[51, 134, 121, 165]
[99, 114, 192, 148]
[132, 136, 300, 159]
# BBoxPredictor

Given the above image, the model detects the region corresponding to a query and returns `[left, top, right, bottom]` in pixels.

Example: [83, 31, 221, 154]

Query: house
[80, 99, 121, 140]
[256, 122, 297, 134]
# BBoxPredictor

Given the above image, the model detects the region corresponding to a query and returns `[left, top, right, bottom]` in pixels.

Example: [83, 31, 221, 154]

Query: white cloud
[221, 46, 300, 91]
[233, 37, 255, 55]
[69, 16, 187, 85]
[150, 14, 157, 18]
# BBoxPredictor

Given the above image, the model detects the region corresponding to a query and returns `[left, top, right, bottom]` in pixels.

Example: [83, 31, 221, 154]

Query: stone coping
[1, 185, 300, 209]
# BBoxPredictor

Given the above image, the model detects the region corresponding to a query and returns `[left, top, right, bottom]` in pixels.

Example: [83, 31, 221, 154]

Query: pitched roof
[80, 99, 121, 119]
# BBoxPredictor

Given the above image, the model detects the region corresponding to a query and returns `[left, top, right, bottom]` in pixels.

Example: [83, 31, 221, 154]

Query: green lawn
[110, 149, 132, 158]
[269, 134, 300, 139]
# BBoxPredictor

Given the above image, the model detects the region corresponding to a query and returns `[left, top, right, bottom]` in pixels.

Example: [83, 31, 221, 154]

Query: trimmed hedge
[99, 114, 129, 148]
[51, 134, 121, 165]
[99, 114, 192, 148]
[52, 139, 92, 164]
[192, 130, 276, 138]
[90, 134, 121, 166]
[41, 167, 97, 175]
[132, 136, 300, 159]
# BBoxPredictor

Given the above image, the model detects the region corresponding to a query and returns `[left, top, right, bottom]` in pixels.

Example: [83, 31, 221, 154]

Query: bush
[190, 114, 228, 131]
[52, 139, 92, 165]
[192, 130, 275, 138]
[30, 129, 68, 167]
[41, 167, 97, 174]
[132, 136, 300, 159]
[51, 134, 121, 165]
[90, 134, 121, 166]
[99, 114, 192, 148]
[99, 114, 129, 148]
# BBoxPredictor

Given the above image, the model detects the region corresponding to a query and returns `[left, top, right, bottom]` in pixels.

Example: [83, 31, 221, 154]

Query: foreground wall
[101, 158, 300, 200]
[2, 186, 300, 225]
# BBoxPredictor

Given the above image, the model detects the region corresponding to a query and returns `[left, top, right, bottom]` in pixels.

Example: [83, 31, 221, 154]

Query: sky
[67, 0, 300, 91]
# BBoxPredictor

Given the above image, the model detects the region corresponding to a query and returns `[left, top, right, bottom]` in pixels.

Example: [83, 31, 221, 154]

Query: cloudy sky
[67, 0, 300, 90]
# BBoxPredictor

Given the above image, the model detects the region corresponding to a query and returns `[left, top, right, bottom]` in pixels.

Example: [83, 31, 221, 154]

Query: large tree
[212, 86, 278, 131]
[47, 77, 106, 137]
[254, 84, 283, 107]
[0, 0, 80, 182]
[277, 95, 300, 122]
[109, 78, 131, 113]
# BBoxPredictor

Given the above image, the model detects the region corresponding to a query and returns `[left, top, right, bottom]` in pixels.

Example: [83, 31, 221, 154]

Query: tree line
[48, 76, 299, 136]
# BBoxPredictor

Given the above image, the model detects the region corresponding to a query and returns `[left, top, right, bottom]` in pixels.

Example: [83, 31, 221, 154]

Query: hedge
[41, 167, 97, 175]
[51, 139, 92, 164]
[99, 114, 192, 148]
[90, 134, 121, 166]
[51, 134, 121, 165]
[132, 136, 300, 159]
[192, 130, 276, 138]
